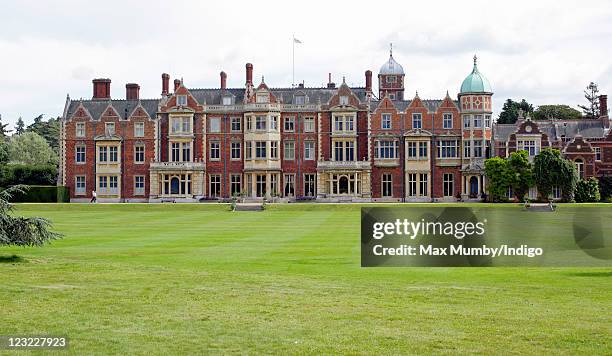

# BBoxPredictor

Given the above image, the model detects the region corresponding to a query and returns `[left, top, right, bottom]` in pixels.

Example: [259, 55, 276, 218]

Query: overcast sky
[0, 0, 610, 128]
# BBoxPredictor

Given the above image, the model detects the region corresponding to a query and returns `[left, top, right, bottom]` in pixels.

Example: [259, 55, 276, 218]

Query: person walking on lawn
[90, 190, 97, 203]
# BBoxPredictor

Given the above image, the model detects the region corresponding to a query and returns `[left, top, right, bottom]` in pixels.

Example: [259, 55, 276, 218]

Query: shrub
[574, 178, 600, 203]
[0, 164, 57, 187]
[598, 176, 612, 201]
[9, 186, 70, 203]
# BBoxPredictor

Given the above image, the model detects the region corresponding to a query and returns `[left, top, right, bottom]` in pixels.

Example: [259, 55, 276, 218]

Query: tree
[531, 105, 582, 120]
[0, 114, 11, 138]
[575, 178, 600, 203]
[26, 115, 60, 155]
[578, 82, 600, 119]
[598, 176, 612, 201]
[15, 117, 25, 135]
[0, 186, 62, 246]
[497, 99, 534, 124]
[534, 148, 577, 202]
[484, 157, 514, 202]
[508, 150, 534, 201]
[7, 132, 59, 166]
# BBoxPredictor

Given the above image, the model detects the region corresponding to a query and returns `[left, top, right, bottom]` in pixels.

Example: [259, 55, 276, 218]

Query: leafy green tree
[531, 105, 582, 120]
[575, 178, 600, 203]
[508, 150, 534, 201]
[0, 140, 8, 165]
[0, 185, 62, 246]
[26, 115, 60, 155]
[0, 114, 11, 137]
[7, 132, 59, 166]
[497, 99, 534, 124]
[15, 117, 25, 135]
[484, 157, 513, 202]
[598, 176, 612, 201]
[534, 148, 577, 202]
[578, 82, 600, 119]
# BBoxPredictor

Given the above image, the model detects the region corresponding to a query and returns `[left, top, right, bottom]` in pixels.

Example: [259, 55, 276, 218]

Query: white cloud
[0, 0, 610, 127]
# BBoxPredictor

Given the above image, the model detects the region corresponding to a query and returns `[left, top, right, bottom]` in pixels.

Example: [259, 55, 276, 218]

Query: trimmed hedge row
[0, 164, 57, 186]
[8, 185, 70, 203]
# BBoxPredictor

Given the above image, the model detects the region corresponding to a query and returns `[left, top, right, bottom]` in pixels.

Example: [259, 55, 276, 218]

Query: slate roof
[66, 99, 158, 120]
[494, 120, 606, 142]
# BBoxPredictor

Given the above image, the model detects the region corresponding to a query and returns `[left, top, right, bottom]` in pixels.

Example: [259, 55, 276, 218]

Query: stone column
[265, 173, 271, 199]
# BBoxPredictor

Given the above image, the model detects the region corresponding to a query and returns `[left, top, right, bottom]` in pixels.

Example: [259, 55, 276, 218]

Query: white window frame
[412, 113, 422, 129]
[134, 122, 145, 137]
[210, 141, 220, 160]
[75, 175, 86, 195]
[134, 144, 145, 164]
[382, 114, 392, 130]
[177, 95, 188, 106]
[304, 117, 315, 132]
[209, 117, 221, 133]
[231, 141, 241, 160]
[443, 113, 453, 129]
[76, 122, 86, 137]
[134, 175, 145, 196]
[284, 141, 295, 160]
[382, 173, 393, 197]
[304, 141, 315, 160]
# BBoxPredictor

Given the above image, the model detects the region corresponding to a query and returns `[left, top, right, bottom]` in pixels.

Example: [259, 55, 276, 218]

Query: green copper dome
[460, 55, 492, 94]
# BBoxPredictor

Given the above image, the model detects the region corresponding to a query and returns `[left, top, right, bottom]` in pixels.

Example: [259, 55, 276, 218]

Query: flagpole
[292, 35, 295, 88]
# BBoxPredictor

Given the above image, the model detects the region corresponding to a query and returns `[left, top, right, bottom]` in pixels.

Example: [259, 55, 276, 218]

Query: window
[382, 114, 392, 129]
[105, 122, 115, 136]
[304, 174, 316, 197]
[171, 117, 191, 134]
[209, 175, 221, 198]
[284, 117, 295, 132]
[256, 93, 268, 103]
[245, 141, 252, 160]
[255, 141, 267, 159]
[231, 117, 241, 132]
[346, 117, 354, 131]
[76, 122, 86, 137]
[334, 141, 355, 161]
[256, 116, 267, 130]
[271, 174, 278, 196]
[284, 174, 295, 197]
[419, 142, 428, 158]
[407, 142, 417, 158]
[284, 141, 295, 160]
[99, 176, 107, 192]
[270, 141, 278, 159]
[443, 173, 454, 197]
[134, 145, 145, 163]
[222, 96, 232, 106]
[246, 116, 252, 131]
[389, 93, 396, 100]
[443, 113, 453, 129]
[473, 140, 483, 158]
[161, 174, 191, 196]
[339, 95, 349, 105]
[177, 95, 187, 106]
[463, 140, 471, 158]
[334, 141, 343, 161]
[419, 173, 428, 197]
[485, 115, 491, 128]
[171, 142, 180, 162]
[408, 173, 417, 197]
[181, 142, 191, 162]
[134, 122, 144, 137]
[518, 140, 539, 156]
[304, 117, 315, 132]
[412, 113, 422, 129]
[304, 141, 315, 160]
[375, 141, 398, 159]
[438, 140, 458, 158]
[334, 115, 354, 132]
[209, 117, 221, 133]
[230, 175, 242, 196]
[256, 174, 266, 197]
[231, 142, 241, 160]
[134, 176, 145, 195]
[473, 115, 482, 128]
[294, 95, 305, 105]
[552, 186, 562, 199]
[98, 146, 107, 162]
[595, 147, 601, 161]
[109, 146, 118, 162]
[575, 159, 584, 179]
[210, 141, 220, 160]
[100, 176, 118, 194]
[382, 173, 392, 197]
[76, 145, 86, 163]
[75, 176, 86, 195]
[386, 76, 397, 83]
[463, 115, 471, 128]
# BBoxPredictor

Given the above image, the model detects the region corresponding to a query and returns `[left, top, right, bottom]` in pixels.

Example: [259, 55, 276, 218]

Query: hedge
[8, 185, 70, 203]
[0, 164, 57, 186]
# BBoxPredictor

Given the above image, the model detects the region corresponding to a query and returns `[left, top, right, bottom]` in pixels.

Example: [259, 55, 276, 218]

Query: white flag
[293, 37, 302, 44]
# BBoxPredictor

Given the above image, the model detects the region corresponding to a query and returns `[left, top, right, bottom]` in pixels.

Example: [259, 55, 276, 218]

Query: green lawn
[1, 203, 610, 355]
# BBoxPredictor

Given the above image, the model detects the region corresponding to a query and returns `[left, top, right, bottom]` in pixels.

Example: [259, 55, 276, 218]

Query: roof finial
[473, 54, 477, 65]
[342, 76, 346, 84]
[261, 75, 265, 83]
[390, 43, 393, 57]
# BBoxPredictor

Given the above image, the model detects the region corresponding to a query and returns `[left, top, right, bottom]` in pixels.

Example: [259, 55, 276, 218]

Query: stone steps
[234, 203, 264, 211]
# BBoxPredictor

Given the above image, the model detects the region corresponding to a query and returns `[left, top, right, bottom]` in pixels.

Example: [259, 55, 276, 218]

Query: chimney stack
[327, 73, 335, 89]
[126, 83, 140, 100]
[92, 78, 111, 100]
[365, 70, 372, 92]
[220, 71, 227, 90]
[174, 79, 181, 92]
[599, 95, 608, 117]
[161, 73, 170, 95]
[246, 63, 253, 85]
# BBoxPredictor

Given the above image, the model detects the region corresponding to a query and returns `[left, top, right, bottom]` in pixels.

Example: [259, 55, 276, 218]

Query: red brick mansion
[59, 51, 611, 202]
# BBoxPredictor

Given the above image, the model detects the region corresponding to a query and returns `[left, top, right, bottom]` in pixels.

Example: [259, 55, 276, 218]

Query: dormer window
[177, 95, 188, 106]
[294, 95, 306, 105]
[222, 96, 232, 106]
[386, 76, 397, 83]
[339, 95, 349, 106]
[389, 93, 396, 100]
[256, 93, 269, 103]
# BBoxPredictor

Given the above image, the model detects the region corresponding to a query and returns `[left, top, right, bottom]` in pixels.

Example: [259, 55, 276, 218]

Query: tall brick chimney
[174, 79, 181, 92]
[126, 83, 140, 100]
[220, 71, 227, 90]
[245, 63, 253, 85]
[365, 70, 372, 92]
[92, 78, 111, 100]
[327, 73, 335, 89]
[599, 95, 608, 117]
[161, 73, 170, 95]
